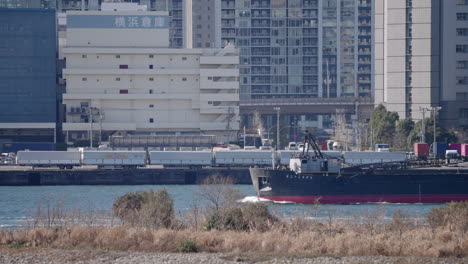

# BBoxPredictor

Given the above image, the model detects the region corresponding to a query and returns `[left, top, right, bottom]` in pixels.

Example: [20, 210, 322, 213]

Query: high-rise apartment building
[220, 0, 373, 100]
[375, 0, 468, 129]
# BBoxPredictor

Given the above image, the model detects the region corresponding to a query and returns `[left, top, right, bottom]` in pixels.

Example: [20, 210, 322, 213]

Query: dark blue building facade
[0, 8, 57, 123]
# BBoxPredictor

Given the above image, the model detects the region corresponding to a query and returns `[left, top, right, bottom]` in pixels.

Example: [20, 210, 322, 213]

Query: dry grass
[1, 181, 468, 258]
[1, 214, 467, 258]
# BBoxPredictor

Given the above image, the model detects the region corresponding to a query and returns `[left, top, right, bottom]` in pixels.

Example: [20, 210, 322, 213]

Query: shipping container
[2, 142, 55, 153]
[149, 151, 212, 166]
[448, 143, 462, 155]
[343, 152, 407, 165]
[461, 144, 468, 159]
[82, 151, 147, 168]
[317, 141, 328, 151]
[414, 143, 429, 157]
[214, 150, 273, 166]
[16, 151, 81, 167]
[433, 142, 448, 157]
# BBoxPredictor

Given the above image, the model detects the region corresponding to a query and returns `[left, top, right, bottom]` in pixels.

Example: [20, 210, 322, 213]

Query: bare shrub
[388, 209, 412, 237]
[112, 188, 174, 229]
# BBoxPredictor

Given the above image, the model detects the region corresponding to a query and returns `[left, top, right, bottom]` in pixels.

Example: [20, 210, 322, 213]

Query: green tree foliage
[394, 119, 415, 151]
[408, 118, 458, 147]
[368, 105, 399, 146]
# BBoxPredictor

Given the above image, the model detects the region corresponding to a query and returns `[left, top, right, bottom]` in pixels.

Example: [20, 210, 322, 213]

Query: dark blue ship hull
[249, 167, 468, 204]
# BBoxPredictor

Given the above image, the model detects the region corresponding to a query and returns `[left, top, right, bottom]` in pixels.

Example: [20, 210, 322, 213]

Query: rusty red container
[414, 143, 429, 156]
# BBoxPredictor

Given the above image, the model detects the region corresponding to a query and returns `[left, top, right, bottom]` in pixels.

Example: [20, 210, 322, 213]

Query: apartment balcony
[200, 69, 239, 77]
[200, 56, 239, 65]
[200, 106, 239, 114]
[200, 80, 239, 89]
[200, 93, 239, 102]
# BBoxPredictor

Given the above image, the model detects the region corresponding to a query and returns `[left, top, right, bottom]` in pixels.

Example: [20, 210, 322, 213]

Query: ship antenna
[308, 131, 324, 159]
[302, 130, 309, 157]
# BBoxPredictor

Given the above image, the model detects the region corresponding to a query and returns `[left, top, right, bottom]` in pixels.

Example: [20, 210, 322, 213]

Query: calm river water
[0, 185, 444, 228]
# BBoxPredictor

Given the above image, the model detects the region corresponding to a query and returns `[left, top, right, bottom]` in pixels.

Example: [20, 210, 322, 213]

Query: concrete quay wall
[0, 168, 251, 186]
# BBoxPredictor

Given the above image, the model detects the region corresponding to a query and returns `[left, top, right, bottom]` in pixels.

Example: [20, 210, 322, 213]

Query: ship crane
[301, 130, 324, 159]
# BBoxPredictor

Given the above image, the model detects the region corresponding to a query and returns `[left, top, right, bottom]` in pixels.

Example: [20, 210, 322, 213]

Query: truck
[214, 150, 273, 166]
[149, 151, 212, 167]
[81, 151, 147, 169]
[375, 144, 390, 152]
[445, 150, 459, 164]
[16, 151, 81, 169]
[461, 144, 468, 161]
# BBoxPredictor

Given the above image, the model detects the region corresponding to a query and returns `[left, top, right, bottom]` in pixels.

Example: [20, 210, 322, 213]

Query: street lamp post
[430, 106, 442, 155]
[274, 107, 280, 150]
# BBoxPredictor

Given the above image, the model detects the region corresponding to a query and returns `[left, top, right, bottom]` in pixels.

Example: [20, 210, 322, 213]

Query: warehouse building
[62, 11, 240, 145]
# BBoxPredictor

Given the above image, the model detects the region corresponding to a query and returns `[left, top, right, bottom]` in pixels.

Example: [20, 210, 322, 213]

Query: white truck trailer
[343, 151, 407, 165]
[149, 151, 212, 167]
[16, 151, 81, 168]
[214, 150, 273, 166]
[81, 151, 147, 169]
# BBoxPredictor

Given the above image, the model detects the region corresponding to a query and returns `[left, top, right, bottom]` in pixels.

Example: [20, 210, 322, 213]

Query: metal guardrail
[240, 97, 374, 106]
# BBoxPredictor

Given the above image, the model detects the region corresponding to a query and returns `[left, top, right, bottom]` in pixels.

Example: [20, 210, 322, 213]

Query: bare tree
[252, 111, 265, 141]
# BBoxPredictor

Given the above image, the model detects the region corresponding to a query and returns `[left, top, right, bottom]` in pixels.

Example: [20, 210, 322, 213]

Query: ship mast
[302, 130, 323, 159]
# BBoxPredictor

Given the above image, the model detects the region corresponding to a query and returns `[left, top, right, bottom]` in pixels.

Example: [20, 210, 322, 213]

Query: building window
[115, 55, 121, 58]
[149, 118, 154, 123]
[457, 28, 468, 36]
[115, 77, 121, 81]
[149, 104, 154, 108]
[82, 77, 87, 81]
[149, 89, 153, 94]
[458, 0, 468, 5]
[208, 101, 213, 104]
[119, 89, 128, 94]
[457, 76, 468, 85]
[182, 77, 187, 81]
[149, 54, 154, 58]
[149, 64, 154, 69]
[460, 108, 468, 118]
[457, 61, 468, 69]
[149, 77, 154, 81]
[81, 54, 87, 58]
[457, 45, 468, 53]
[119, 64, 128, 69]
[457, 13, 468, 20]
[182, 57, 187, 60]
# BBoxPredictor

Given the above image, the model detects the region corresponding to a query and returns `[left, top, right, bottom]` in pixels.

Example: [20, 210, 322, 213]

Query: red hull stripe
[261, 194, 468, 204]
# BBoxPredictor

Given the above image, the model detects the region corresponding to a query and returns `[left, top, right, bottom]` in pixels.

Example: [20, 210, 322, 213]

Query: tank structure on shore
[81, 151, 147, 169]
[16, 151, 81, 169]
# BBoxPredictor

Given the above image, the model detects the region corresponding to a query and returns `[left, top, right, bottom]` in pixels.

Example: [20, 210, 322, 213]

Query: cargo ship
[249, 132, 468, 204]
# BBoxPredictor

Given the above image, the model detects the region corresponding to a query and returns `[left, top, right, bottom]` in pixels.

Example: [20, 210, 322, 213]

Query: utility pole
[430, 107, 442, 155]
[419, 107, 427, 143]
[89, 107, 94, 148]
[274, 107, 280, 150]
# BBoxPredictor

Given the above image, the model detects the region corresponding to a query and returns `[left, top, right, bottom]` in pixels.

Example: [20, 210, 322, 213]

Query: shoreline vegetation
[1, 176, 468, 260]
